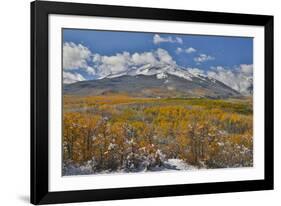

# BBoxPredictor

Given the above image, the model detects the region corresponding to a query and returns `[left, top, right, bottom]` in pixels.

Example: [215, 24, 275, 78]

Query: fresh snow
[104, 63, 195, 81]
[156, 72, 168, 79]
[63, 158, 199, 176]
[165, 159, 197, 170]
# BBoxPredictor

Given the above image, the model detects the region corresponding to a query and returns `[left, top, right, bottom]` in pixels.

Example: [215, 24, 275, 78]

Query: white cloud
[155, 48, 175, 65]
[93, 52, 132, 77]
[207, 64, 253, 95]
[85, 66, 96, 75]
[187, 68, 205, 76]
[176, 47, 197, 55]
[62, 42, 252, 95]
[240, 64, 253, 75]
[153, 34, 183, 44]
[131, 52, 157, 65]
[194, 54, 215, 63]
[63, 41, 177, 81]
[92, 48, 176, 78]
[63, 71, 86, 84]
[63, 42, 91, 70]
[175, 37, 183, 44]
[175, 47, 183, 54]
[185, 47, 196, 53]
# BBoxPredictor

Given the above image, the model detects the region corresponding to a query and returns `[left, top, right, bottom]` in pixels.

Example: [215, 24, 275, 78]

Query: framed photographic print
[31, 0, 274, 204]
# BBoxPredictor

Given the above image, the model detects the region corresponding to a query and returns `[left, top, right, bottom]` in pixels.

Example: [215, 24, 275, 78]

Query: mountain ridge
[64, 65, 242, 98]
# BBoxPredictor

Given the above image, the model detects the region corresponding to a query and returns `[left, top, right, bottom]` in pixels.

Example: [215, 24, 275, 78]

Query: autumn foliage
[63, 95, 253, 174]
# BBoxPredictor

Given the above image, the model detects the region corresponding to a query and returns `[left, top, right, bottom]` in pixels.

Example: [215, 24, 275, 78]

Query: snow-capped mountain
[64, 64, 242, 98]
[103, 64, 200, 81]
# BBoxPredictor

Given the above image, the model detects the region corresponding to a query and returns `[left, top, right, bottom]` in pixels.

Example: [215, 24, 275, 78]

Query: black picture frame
[31, 0, 274, 204]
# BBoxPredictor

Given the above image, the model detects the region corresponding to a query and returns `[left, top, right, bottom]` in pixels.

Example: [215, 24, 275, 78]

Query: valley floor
[63, 95, 253, 176]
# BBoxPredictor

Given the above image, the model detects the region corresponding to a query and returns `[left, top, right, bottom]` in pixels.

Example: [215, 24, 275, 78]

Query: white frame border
[49, 14, 265, 192]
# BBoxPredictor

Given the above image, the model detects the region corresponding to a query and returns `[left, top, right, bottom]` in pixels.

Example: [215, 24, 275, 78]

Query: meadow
[62, 95, 253, 175]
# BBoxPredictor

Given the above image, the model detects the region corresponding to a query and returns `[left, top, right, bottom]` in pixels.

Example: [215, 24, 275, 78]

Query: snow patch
[63, 158, 199, 176]
[165, 159, 197, 170]
[156, 72, 168, 79]
[104, 64, 196, 82]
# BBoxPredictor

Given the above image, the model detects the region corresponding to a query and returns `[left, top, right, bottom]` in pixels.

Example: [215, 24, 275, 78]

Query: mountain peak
[64, 65, 242, 98]
[103, 63, 196, 82]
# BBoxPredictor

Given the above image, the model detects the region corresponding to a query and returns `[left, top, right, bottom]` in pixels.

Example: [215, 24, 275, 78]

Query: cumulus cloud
[92, 48, 176, 78]
[240, 64, 253, 75]
[63, 42, 92, 70]
[63, 41, 177, 81]
[63, 71, 86, 84]
[156, 48, 175, 64]
[92, 52, 132, 77]
[207, 64, 253, 95]
[176, 47, 197, 54]
[63, 42, 97, 77]
[62, 42, 252, 95]
[184, 65, 253, 95]
[185, 47, 197, 53]
[175, 47, 183, 54]
[153, 34, 183, 44]
[131, 52, 157, 65]
[194, 54, 215, 63]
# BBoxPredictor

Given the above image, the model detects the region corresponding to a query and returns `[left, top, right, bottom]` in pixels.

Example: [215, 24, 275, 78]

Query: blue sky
[62, 29, 253, 94]
[63, 28, 253, 70]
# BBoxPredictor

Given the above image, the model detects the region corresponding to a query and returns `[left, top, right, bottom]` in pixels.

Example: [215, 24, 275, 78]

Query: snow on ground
[63, 158, 198, 176]
[164, 159, 198, 170]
